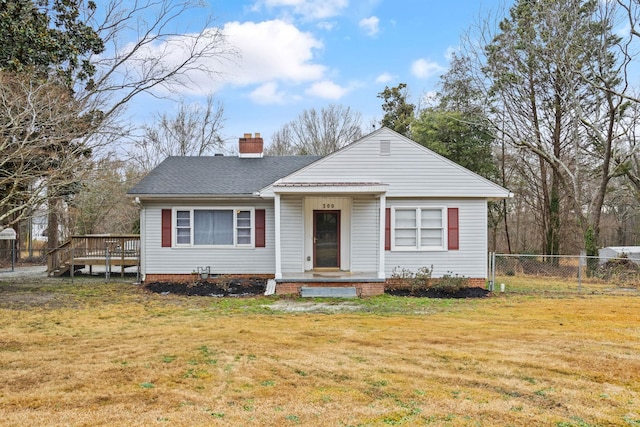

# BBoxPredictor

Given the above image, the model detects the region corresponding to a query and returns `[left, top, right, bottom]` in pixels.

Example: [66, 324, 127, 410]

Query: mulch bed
[145, 277, 491, 298]
[385, 287, 491, 298]
[145, 277, 267, 297]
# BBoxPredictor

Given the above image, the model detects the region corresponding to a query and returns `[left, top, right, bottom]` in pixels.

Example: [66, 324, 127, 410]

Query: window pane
[176, 211, 190, 244]
[236, 210, 251, 228]
[176, 228, 190, 244]
[420, 228, 442, 247]
[212, 210, 233, 245]
[395, 209, 416, 228]
[237, 227, 251, 245]
[191, 210, 234, 245]
[236, 210, 252, 245]
[395, 228, 416, 247]
[194, 210, 214, 245]
[421, 209, 442, 228]
[176, 211, 190, 227]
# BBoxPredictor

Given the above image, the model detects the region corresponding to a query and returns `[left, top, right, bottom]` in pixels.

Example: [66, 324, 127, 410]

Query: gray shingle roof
[128, 156, 321, 197]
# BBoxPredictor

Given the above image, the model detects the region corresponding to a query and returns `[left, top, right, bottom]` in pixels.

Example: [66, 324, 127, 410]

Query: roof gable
[262, 127, 510, 199]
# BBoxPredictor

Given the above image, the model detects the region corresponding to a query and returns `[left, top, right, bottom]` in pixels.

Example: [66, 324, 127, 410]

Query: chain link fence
[0, 247, 50, 274]
[489, 253, 640, 295]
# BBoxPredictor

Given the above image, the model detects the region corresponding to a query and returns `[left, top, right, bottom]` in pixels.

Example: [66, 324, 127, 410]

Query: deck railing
[47, 234, 140, 276]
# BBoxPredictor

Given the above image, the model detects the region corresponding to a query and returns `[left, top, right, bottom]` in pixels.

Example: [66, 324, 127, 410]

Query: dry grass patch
[0, 278, 639, 426]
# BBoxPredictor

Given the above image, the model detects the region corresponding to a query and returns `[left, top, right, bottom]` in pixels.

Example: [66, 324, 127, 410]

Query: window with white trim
[174, 209, 254, 247]
[392, 207, 445, 250]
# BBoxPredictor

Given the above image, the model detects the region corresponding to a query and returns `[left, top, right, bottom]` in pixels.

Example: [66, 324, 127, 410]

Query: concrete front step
[300, 286, 358, 298]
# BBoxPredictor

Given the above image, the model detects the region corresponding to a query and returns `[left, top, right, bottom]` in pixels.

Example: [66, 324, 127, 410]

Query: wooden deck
[47, 235, 140, 277]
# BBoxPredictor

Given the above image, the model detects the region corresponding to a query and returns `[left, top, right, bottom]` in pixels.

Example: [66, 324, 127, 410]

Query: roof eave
[128, 193, 264, 201]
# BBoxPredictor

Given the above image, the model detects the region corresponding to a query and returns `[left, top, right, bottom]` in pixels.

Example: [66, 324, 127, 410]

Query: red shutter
[255, 209, 266, 248]
[161, 209, 171, 247]
[448, 208, 459, 250]
[385, 208, 391, 251]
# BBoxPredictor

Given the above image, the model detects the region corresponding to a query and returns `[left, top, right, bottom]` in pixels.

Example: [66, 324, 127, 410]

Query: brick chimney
[239, 132, 263, 158]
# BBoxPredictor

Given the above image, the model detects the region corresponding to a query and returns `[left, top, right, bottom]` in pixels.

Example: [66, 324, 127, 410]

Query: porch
[272, 184, 389, 282]
[276, 271, 386, 297]
[279, 270, 383, 282]
[47, 234, 140, 277]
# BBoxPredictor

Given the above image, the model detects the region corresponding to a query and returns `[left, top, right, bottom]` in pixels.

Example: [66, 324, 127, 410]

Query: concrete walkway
[0, 265, 48, 278]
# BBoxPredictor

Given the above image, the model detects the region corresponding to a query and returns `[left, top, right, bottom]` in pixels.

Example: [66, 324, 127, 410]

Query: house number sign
[322, 203, 335, 209]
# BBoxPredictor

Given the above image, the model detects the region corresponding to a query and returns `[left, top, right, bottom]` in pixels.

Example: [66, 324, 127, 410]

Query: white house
[127, 128, 511, 296]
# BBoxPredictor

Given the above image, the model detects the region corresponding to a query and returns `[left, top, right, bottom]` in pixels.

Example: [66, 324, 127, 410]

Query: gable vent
[380, 140, 391, 156]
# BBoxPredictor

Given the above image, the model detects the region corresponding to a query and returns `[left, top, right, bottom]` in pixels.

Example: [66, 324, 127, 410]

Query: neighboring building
[598, 246, 640, 265]
[30, 207, 49, 242]
[128, 127, 512, 295]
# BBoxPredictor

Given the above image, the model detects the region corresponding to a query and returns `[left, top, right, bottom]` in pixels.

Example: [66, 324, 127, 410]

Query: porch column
[274, 193, 282, 279]
[378, 194, 386, 279]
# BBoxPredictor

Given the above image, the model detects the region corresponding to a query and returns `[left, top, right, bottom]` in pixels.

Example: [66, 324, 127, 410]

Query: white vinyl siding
[142, 201, 275, 275]
[351, 196, 379, 272]
[385, 199, 488, 279]
[264, 128, 510, 199]
[280, 196, 304, 273]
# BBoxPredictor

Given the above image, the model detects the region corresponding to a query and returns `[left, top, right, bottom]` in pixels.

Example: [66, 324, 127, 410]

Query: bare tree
[0, 0, 235, 258]
[38, 0, 233, 250]
[267, 125, 296, 156]
[265, 104, 363, 156]
[78, 0, 235, 136]
[130, 95, 225, 171]
[69, 159, 143, 235]
[477, 0, 640, 260]
[0, 72, 93, 229]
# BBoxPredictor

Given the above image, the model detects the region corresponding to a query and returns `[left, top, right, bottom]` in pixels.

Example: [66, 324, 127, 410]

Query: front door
[313, 210, 340, 268]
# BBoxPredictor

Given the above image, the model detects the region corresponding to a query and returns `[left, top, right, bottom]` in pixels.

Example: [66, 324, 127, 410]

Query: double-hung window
[392, 207, 445, 250]
[174, 208, 254, 247]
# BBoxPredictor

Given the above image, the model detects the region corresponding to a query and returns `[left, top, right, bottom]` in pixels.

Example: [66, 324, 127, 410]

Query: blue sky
[127, 0, 510, 151]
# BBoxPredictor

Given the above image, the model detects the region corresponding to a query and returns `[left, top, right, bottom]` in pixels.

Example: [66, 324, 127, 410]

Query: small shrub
[390, 266, 414, 280]
[433, 272, 469, 294]
[412, 266, 433, 293]
[390, 265, 433, 295]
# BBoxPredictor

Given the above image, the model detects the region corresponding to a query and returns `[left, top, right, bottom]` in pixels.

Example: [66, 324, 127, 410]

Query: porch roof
[272, 181, 388, 194]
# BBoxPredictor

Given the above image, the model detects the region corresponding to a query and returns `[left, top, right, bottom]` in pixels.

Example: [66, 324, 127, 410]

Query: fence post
[488, 252, 495, 291]
[71, 247, 74, 280]
[578, 250, 585, 293]
[105, 242, 110, 283]
[135, 248, 141, 285]
[11, 239, 15, 272]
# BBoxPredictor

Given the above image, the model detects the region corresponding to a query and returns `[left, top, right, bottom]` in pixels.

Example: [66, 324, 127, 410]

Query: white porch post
[274, 193, 282, 279]
[378, 194, 386, 279]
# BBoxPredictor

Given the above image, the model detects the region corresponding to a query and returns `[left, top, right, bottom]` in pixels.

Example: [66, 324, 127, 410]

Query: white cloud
[117, 20, 327, 97]
[305, 80, 349, 99]
[359, 16, 379, 36]
[317, 21, 336, 31]
[411, 58, 445, 79]
[420, 91, 439, 108]
[445, 46, 459, 62]
[375, 72, 396, 83]
[256, 0, 348, 20]
[224, 20, 325, 85]
[615, 21, 632, 39]
[249, 82, 287, 104]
